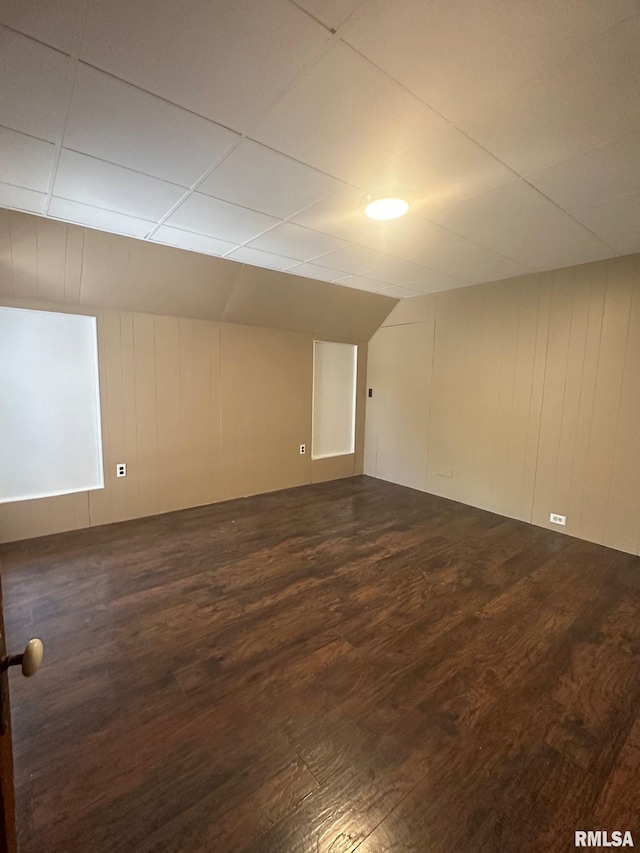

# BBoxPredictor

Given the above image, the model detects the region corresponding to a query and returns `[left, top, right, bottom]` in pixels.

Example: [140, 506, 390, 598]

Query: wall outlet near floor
[550, 513, 566, 526]
[116, 463, 127, 478]
[299, 444, 306, 455]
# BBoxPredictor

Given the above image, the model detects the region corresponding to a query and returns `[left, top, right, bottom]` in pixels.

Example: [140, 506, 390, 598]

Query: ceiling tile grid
[0, 182, 46, 216]
[79, 0, 332, 132]
[522, 235, 617, 273]
[64, 65, 241, 186]
[525, 129, 640, 212]
[163, 193, 281, 245]
[198, 139, 342, 220]
[479, 213, 597, 266]
[0, 0, 83, 54]
[53, 149, 186, 221]
[285, 262, 351, 283]
[311, 243, 391, 275]
[457, 13, 640, 176]
[246, 221, 348, 261]
[48, 197, 156, 239]
[0, 127, 55, 193]
[1, 0, 640, 300]
[0, 27, 73, 142]
[291, 0, 364, 31]
[225, 246, 301, 271]
[340, 0, 637, 123]
[150, 225, 239, 257]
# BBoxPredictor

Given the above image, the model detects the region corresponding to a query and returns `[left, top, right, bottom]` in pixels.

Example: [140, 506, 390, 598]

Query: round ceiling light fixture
[363, 194, 410, 221]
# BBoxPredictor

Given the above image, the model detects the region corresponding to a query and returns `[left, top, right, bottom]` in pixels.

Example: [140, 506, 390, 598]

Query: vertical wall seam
[424, 299, 437, 491]
[565, 266, 594, 537]
[550, 270, 577, 518]
[152, 316, 160, 515]
[527, 277, 552, 524]
[131, 314, 142, 517]
[576, 266, 608, 540]
[602, 263, 635, 548]
[217, 324, 223, 499]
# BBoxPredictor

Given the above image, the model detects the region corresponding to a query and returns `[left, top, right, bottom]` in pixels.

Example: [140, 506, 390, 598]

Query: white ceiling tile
[166, 193, 280, 244]
[54, 149, 186, 220]
[0, 0, 81, 53]
[527, 130, 640, 211]
[408, 270, 469, 294]
[0, 182, 46, 214]
[525, 237, 617, 272]
[343, 0, 521, 122]
[419, 239, 533, 283]
[467, 256, 536, 284]
[358, 213, 464, 261]
[226, 246, 300, 271]
[572, 191, 640, 243]
[426, 180, 564, 243]
[342, 0, 636, 123]
[602, 229, 640, 255]
[312, 243, 390, 274]
[292, 0, 363, 30]
[151, 225, 237, 256]
[333, 275, 387, 293]
[480, 214, 595, 266]
[0, 127, 54, 192]
[81, 0, 331, 132]
[200, 139, 341, 219]
[0, 27, 72, 142]
[374, 285, 423, 299]
[459, 15, 640, 175]
[49, 197, 154, 238]
[377, 128, 516, 212]
[65, 65, 239, 186]
[252, 40, 450, 185]
[285, 262, 350, 283]
[363, 259, 429, 286]
[290, 184, 377, 243]
[371, 284, 421, 299]
[247, 222, 347, 261]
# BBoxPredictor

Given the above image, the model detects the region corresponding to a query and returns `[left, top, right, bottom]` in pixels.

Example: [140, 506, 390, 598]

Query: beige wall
[0, 209, 390, 544]
[365, 253, 640, 556]
[0, 300, 368, 544]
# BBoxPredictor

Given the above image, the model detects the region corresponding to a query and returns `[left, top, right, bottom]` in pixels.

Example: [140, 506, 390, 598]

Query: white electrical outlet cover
[550, 513, 566, 525]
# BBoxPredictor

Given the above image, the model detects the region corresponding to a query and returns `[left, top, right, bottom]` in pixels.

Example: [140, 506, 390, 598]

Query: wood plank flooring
[1, 476, 639, 852]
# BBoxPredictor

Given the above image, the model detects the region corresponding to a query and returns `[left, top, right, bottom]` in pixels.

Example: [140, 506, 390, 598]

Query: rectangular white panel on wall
[0, 307, 104, 503]
[312, 340, 357, 459]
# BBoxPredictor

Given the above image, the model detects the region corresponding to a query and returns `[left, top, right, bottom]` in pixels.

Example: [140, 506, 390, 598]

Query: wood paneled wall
[365, 253, 640, 555]
[0, 301, 367, 543]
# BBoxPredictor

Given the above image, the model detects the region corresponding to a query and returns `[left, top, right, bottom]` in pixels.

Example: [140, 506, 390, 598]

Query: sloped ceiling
[0, 209, 395, 339]
[1, 0, 640, 299]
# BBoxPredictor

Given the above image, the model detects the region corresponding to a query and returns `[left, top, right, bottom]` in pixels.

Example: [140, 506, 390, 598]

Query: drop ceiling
[1, 0, 640, 299]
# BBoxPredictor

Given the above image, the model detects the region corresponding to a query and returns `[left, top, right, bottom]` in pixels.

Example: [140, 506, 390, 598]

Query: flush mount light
[363, 194, 409, 221]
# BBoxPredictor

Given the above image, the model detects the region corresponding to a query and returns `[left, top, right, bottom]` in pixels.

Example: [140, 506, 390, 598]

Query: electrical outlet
[299, 444, 306, 455]
[550, 513, 566, 526]
[116, 463, 127, 478]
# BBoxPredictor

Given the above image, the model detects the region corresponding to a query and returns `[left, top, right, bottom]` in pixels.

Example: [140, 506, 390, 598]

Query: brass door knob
[2, 638, 44, 677]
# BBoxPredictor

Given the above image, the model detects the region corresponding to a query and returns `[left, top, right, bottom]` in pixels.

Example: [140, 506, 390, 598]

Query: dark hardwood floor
[1, 476, 639, 852]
